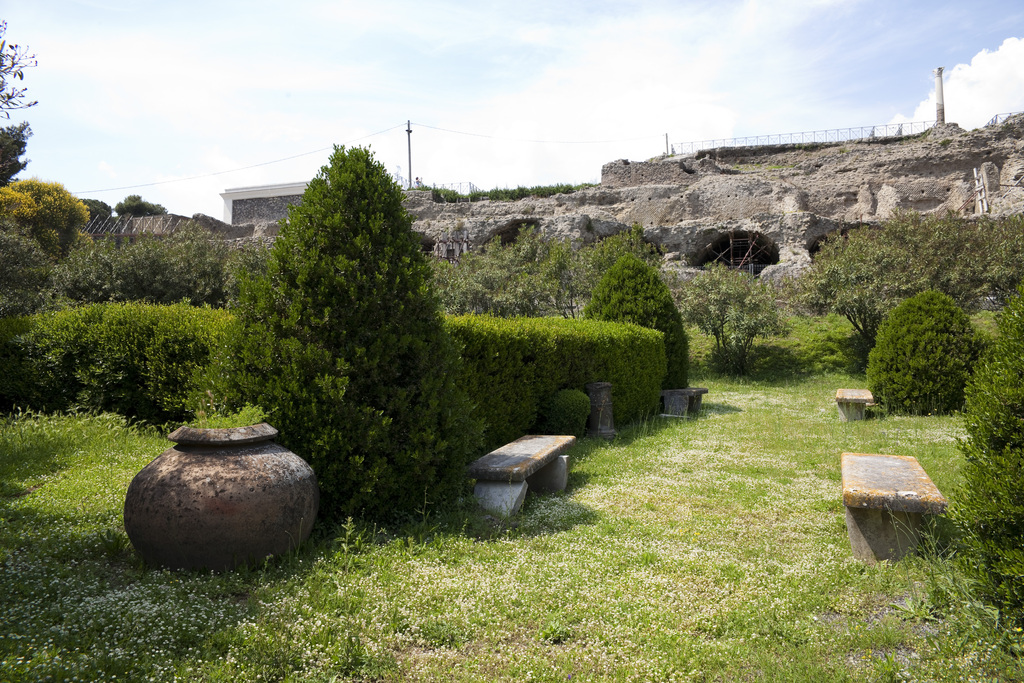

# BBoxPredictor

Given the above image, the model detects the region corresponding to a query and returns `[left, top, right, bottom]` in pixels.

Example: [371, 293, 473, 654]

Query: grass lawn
[1, 317, 1021, 681]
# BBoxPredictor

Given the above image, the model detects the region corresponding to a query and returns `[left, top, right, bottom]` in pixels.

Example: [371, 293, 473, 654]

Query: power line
[73, 121, 662, 196]
[411, 122, 662, 145]
[73, 123, 407, 195]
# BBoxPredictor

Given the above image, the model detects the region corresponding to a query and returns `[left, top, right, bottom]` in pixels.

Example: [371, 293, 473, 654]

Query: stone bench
[466, 435, 575, 517]
[660, 387, 709, 417]
[835, 389, 874, 421]
[841, 452, 947, 563]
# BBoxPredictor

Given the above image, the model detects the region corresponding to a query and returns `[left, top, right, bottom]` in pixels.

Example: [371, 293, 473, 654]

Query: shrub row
[418, 183, 597, 204]
[0, 302, 233, 424]
[446, 315, 666, 451]
[1, 303, 664, 451]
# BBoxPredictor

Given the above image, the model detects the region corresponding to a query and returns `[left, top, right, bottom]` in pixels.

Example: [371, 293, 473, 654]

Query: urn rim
[166, 422, 279, 446]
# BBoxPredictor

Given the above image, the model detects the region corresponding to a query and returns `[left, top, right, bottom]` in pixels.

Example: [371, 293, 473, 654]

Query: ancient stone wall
[231, 194, 303, 224]
[601, 158, 701, 189]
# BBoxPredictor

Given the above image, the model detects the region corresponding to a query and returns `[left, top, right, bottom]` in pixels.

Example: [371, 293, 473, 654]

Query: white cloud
[895, 37, 1024, 129]
[96, 161, 117, 179]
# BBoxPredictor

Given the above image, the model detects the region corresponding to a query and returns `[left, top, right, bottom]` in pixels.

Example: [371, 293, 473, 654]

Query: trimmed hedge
[2, 305, 664, 473]
[0, 302, 233, 424]
[446, 315, 666, 451]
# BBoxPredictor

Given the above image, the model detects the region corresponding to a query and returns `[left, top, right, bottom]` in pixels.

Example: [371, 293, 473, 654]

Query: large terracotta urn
[124, 423, 319, 571]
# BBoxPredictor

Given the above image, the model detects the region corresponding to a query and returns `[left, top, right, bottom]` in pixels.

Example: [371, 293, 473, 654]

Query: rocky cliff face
[404, 115, 1024, 281]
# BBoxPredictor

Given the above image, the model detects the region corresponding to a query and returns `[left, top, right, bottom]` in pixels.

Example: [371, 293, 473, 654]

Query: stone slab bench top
[836, 389, 874, 404]
[841, 452, 948, 515]
[467, 435, 576, 482]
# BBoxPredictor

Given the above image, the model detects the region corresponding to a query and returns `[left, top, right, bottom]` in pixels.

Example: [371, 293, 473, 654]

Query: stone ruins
[217, 114, 1023, 281]
[404, 115, 1023, 281]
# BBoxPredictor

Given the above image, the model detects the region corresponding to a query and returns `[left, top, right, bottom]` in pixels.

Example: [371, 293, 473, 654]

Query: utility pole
[406, 120, 413, 189]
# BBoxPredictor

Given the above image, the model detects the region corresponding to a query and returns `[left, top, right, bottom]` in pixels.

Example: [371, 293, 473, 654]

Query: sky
[3, 0, 1024, 220]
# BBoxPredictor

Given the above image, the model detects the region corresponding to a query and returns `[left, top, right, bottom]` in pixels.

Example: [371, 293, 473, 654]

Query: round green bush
[866, 290, 981, 414]
[211, 146, 481, 521]
[584, 253, 687, 389]
[953, 285, 1024, 624]
[534, 389, 590, 438]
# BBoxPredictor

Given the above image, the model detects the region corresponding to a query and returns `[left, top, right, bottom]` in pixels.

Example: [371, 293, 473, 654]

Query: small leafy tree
[114, 194, 167, 217]
[953, 285, 1024, 626]
[984, 215, 1024, 308]
[797, 212, 1018, 358]
[0, 121, 30, 185]
[677, 264, 786, 375]
[796, 224, 900, 352]
[224, 241, 269, 308]
[434, 228, 550, 317]
[81, 198, 112, 222]
[866, 290, 981, 414]
[585, 253, 687, 389]
[431, 223, 660, 319]
[549, 224, 661, 319]
[0, 228, 50, 316]
[51, 223, 230, 306]
[0, 21, 37, 118]
[211, 146, 480, 520]
[540, 238, 590, 319]
[0, 178, 90, 258]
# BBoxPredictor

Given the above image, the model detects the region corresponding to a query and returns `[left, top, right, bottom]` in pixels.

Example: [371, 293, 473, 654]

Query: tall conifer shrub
[214, 146, 479, 520]
[954, 286, 1024, 624]
[584, 253, 686, 389]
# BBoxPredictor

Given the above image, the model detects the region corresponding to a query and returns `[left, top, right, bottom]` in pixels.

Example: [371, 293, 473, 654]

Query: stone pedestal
[836, 389, 873, 422]
[661, 388, 708, 417]
[841, 452, 947, 563]
[683, 387, 708, 415]
[585, 382, 616, 439]
[526, 454, 569, 493]
[473, 480, 528, 518]
[845, 507, 924, 563]
[660, 389, 689, 417]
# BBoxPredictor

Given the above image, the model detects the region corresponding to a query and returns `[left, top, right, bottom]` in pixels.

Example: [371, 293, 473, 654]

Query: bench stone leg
[845, 507, 923, 563]
[526, 454, 568, 494]
[837, 402, 866, 422]
[687, 394, 704, 415]
[474, 480, 528, 517]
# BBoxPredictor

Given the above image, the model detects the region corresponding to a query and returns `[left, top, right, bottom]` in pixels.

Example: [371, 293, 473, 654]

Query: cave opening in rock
[698, 231, 779, 276]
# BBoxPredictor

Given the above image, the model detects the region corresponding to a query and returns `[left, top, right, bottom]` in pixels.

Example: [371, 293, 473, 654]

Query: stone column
[934, 67, 945, 125]
[585, 382, 616, 439]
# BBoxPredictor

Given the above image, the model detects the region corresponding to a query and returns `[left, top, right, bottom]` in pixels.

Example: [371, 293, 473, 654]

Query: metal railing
[671, 120, 935, 156]
[985, 112, 1023, 127]
[84, 214, 187, 236]
[432, 181, 481, 195]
